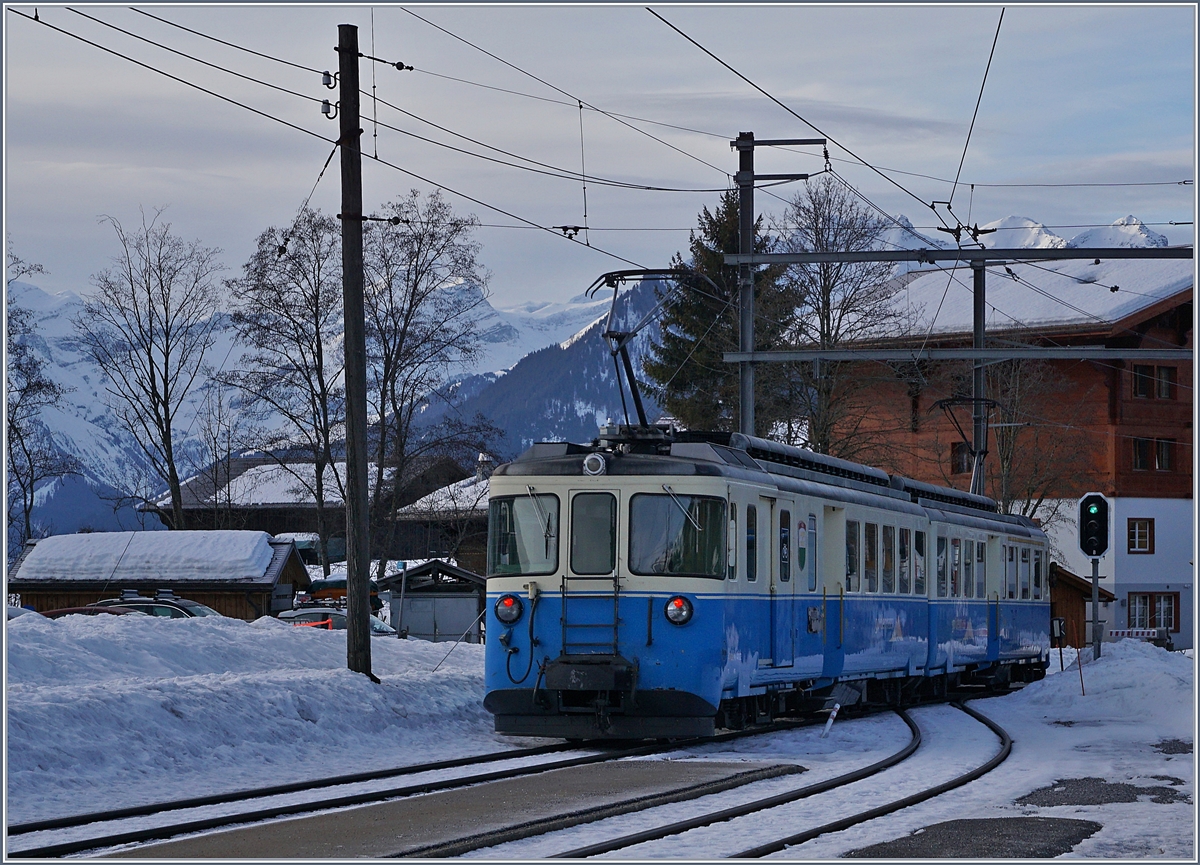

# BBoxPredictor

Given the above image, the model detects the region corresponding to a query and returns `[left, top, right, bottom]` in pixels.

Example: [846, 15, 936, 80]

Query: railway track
[426, 698, 1010, 859]
[7, 718, 814, 859]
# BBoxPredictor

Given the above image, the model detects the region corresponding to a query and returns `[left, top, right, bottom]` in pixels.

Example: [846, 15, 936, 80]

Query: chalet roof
[394, 473, 490, 520]
[888, 257, 1192, 341]
[1049, 562, 1117, 602]
[9, 530, 307, 589]
[376, 558, 485, 590]
[155, 460, 392, 509]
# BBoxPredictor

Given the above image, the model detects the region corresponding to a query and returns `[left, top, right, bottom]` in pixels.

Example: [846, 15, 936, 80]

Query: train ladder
[560, 570, 620, 656]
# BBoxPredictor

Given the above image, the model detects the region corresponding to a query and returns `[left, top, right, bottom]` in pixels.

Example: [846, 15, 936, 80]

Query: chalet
[144, 454, 469, 563]
[377, 559, 486, 643]
[390, 454, 493, 575]
[7, 530, 309, 621]
[821, 255, 1192, 646]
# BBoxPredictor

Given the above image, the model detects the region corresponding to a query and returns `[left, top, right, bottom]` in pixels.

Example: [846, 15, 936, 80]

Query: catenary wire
[948, 8, 1004, 208]
[646, 7, 953, 233]
[12, 8, 648, 273]
[399, 6, 732, 179]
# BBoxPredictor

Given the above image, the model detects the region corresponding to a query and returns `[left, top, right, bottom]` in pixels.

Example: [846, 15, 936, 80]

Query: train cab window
[570, 493, 616, 575]
[779, 510, 791, 582]
[914, 531, 927, 595]
[936, 536, 948, 598]
[1033, 549, 1042, 600]
[898, 528, 911, 594]
[1005, 546, 1017, 599]
[629, 493, 726, 578]
[882, 526, 896, 593]
[1020, 548, 1031, 599]
[976, 542, 986, 597]
[845, 520, 860, 592]
[864, 523, 878, 592]
[962, 542, 971, 597]
[488, 494, 559, 576]
[950, 538, 961, 597]
[746, 505, 758, 582]
[807, 515, 818, 592]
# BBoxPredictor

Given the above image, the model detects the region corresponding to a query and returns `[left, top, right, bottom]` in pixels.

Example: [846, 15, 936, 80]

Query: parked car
[307, 577, 384, 611]
[42, 606, 149, 619]
[92, 589, 222, 618]
[278, 606, 397, 637]
[7, 606, 45, 620]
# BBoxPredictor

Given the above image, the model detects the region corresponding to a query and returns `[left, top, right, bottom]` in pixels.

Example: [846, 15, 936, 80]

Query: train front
[482, 438, 728, 739]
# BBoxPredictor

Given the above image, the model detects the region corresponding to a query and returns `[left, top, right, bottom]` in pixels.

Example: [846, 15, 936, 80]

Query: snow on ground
[5, 615, 1194, 858]
[4, 612, 544, 824]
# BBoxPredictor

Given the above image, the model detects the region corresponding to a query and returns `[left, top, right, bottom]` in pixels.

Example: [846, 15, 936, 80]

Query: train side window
[570, 492, 616, 575]
[963, 540, 974, 599]
[1006, 546, 1017, 599]
[950, 538, 961, 597]
[882, 526, 896, 593]
[807, 515, 818, 592]
[936, 536, 948, 598]
[914, 531, 927, 595]
[1033, 549, 1042, 600]
[779, 509, 791, 582]
[864, 523, 878, 592]
[898, 528, 911, 594]
[1020, 548, 1031, 599]
[728, 504, 737, 581]
[746, 505, 758, 582]
[976, 542, 986, 597]
[845, 520, 860, 592]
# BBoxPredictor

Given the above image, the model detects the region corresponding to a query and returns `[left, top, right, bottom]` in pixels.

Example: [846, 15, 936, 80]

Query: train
[482, 424, 1050, 739]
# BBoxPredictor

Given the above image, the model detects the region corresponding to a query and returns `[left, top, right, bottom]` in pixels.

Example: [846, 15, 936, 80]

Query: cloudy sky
[4, 3, 1195, 308]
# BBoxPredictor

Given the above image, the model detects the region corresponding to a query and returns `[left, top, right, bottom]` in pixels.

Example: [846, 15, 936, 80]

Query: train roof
[496, 426, 1023, 523]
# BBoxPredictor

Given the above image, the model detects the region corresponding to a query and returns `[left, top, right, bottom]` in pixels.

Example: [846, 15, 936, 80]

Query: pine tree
[643, 190, 790, 432]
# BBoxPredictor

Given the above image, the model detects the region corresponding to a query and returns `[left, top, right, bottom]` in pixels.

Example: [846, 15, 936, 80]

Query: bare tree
[7, 246, 80, 560]
[362, 191, 491, 580]
[225, 208, 344, 574]
[72, 210, 223, 531]
[188, 379, 257, 530]
[772, 175, 915, 459]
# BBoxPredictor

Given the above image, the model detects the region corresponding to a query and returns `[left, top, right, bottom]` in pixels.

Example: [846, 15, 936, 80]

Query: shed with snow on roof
[377, 559, 486, 643]
[7, 530, 310, 621]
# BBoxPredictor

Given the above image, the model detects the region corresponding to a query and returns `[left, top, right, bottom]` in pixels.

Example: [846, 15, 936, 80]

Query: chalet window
[1133, 365, 1177, 400]
[1132, 438, 1152, 471]
[1132, 365, 1154, 398]
[1127, 518, 1154, 554]
[950, 441, 972, 475]
[1156, 439, 1174, 471]
[1129, 592, 1179, 632]
[1156, 366, 1177, 399]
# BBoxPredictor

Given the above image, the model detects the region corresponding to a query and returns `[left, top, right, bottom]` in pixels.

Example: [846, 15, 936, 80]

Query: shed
[1048, 561, 1117, 647]
[7, 530, 310, 621]
[377, 559, 486, 643]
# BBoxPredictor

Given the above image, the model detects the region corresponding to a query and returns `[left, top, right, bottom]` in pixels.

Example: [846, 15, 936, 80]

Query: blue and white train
[483, 426, 1050, 739]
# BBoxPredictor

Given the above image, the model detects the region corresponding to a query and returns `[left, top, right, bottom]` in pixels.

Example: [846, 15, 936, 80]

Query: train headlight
[664, 596, 693, 625]
[582, 452, 607, 476]
[495, 594, 524, 625]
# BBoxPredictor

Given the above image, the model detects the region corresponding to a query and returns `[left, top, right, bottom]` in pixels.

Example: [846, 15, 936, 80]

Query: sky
[4, 3, 1196, 308]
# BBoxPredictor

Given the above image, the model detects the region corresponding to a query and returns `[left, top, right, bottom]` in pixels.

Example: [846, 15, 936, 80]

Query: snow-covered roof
[395, 474, 490, 518]
[891, 256, 1191, 338]
[12, 530, 278, 584]
[157, 462, 391, 508]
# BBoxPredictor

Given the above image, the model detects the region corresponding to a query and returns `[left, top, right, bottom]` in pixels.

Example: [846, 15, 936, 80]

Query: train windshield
[487, 494, 559, 576]
[628, 493, 726, 578]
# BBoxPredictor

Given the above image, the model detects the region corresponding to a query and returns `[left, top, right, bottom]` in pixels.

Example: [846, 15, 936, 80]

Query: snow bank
[15, 530, 275, 583]
[5, 612, 519, 823]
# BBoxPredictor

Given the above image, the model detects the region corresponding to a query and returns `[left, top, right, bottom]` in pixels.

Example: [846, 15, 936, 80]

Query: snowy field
[5, 612, 1195, 859]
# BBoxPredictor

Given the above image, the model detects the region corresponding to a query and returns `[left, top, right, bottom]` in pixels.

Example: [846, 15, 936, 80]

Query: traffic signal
[1078, 493, 1109, 558]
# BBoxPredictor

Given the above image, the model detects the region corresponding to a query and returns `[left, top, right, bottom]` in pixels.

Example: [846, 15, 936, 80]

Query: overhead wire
[948, 8, 1004, 208]
[11, 7, 649, 272]
[399, 6, 732, 179]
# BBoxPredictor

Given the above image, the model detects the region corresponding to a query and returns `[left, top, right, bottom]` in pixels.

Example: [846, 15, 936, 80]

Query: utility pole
[969, 262, 987, 497]
[338, 23, 373, 680]
[730, 134, 822, 437]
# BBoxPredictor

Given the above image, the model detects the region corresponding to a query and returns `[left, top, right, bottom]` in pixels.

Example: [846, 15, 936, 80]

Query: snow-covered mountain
[1066, 215, 1169, 249]
[978, 215, 1068, 249]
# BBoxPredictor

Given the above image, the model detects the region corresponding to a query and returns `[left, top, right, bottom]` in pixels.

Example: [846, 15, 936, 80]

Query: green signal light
[1087, 504, 1099, 515]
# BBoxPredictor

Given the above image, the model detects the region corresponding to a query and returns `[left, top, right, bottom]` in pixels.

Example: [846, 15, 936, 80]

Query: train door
[819, 505, 846, 680]
[562, 489, 620, 656]
[772, 500, 796, 667]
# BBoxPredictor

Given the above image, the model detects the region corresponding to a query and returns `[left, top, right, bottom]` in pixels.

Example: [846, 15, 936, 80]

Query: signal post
[1078, 493, 1110, 659]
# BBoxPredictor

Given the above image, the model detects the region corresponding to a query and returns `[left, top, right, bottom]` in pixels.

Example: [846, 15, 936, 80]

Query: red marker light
[665, 596, 693, 625]
[495, 594, 523, 624]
